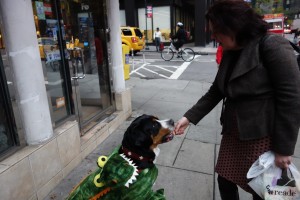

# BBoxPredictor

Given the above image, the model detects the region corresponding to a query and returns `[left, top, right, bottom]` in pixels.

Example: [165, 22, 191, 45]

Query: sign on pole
[147, 6, 152, 18]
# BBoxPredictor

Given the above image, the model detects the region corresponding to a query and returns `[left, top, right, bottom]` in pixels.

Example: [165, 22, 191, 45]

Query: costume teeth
[120, 153, 139, 188]
[133, 171, 138, 177]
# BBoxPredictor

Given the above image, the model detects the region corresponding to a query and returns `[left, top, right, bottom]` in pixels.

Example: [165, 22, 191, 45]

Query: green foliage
[273, 6, 283, 14]
[259, 0, 271, 3]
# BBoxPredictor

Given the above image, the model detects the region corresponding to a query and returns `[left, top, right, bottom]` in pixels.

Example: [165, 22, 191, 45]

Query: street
[128, 32, 297, 82]
[129, 51, 218, 82]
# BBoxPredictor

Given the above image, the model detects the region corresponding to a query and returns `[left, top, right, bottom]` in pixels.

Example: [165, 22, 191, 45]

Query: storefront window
[120, 10, 126, 26]
[0, 21, 18, 155]
[31, 0, 112, 131]
[138, 6, 171, 42]
[0, 29, 4, 49]
[59, 0, 112, 129]
[0, 82, 15, 154]
[153, 6, 171, 42]
[31, 0, 70, 124]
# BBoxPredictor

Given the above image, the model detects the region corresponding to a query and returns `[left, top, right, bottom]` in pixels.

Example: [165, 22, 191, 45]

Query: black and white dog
[67, 114, 175, 199]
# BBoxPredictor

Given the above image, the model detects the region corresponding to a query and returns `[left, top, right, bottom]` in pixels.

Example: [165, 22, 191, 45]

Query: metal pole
[143, 51, 146, 64]
[131, 48, 135, 71]
[145, 0, 149, 50]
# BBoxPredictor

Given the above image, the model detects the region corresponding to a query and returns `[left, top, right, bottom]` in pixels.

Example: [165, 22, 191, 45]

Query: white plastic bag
[263, 164, 299, 200]
[247, 151, 300, 199]
[247, 151, 275, 179]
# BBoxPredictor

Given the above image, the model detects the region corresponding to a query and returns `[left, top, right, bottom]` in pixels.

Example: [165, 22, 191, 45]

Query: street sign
[147, 6, 152, 18]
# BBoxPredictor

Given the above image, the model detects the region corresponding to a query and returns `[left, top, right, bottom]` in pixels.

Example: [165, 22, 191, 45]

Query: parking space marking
[130, 63, 148, 75]
[194, 58, 215, 62]
[129, 55, 200, 79]
[142, 67, 169, 79]
[169, 55, 200, 79]
[134, 71, 146, 77]
[152, 65, 175, 73]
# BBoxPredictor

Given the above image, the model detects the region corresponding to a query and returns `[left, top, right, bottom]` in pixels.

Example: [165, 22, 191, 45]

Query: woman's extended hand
[174, 117, 190, 135]
[275, 153, 292, 169]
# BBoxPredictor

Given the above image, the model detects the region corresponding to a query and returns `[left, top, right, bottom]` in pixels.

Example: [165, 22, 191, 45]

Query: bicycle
[161, 42, 195, 62]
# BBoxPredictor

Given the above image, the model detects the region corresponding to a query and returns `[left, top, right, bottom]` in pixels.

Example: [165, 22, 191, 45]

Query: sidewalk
[44, 58, 300, 200]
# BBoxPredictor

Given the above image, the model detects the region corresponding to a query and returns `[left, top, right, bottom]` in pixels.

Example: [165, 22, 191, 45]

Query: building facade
[0, 0, 131, 199]
[119, 0, 214, 46]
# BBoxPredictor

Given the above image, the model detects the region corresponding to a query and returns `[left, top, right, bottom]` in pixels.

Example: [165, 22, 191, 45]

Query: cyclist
[171, 22, 186, 56]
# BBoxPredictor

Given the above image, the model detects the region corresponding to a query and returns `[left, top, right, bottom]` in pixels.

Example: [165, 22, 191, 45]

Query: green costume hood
[67, 146, 166, 200]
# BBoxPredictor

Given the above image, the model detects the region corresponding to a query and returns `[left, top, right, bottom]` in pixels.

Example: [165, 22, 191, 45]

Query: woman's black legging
[217, 175, 263, 200]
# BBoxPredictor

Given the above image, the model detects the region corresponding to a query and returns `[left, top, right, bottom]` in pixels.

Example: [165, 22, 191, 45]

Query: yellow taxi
[38, 37, 58, 60]
[121, 26, 145, 55]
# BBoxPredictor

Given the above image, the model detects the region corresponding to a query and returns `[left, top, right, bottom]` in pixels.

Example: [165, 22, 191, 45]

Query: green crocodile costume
[67, 146, 166, 200]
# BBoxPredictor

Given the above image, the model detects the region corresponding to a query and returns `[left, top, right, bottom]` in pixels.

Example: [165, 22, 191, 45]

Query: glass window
[122, 29, 133, 36]
[134, 28, 143, 38]
[31, 0, 71, 125]
[59, 0, 112, 129]
[153, 6, 171, 41]
[120, 10, 126, 26]
[0, 20, 18, 155]
[0, 29, 4, 49]
[0, 80, 15, 154]
[138, 6, 171, 42]
[138, 8, 152, 42]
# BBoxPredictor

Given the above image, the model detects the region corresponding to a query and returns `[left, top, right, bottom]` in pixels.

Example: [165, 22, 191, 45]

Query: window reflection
[0, 25, 17, 154]
[60, 0, 112, 126]
[138, 6, 171, 42]
[32, 0, 70, 124]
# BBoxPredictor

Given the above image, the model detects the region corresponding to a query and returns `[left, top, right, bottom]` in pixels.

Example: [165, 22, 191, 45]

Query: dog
[67, 114, 175, 200]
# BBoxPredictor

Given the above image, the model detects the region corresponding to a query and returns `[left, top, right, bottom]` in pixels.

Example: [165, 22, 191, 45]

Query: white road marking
[142, 67, 169, 78]
[169, 55, 200, 79]
[194, 58, 215, 62]
[129, 55, 200, 79]
[152, 65, 175, 73]
[130, 59, 161, 63]
[129, 63, 148, 75]
[134, 71, 146, 77]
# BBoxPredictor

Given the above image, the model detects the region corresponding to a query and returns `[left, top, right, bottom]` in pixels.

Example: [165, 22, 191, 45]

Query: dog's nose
[169, 119, 175, 126]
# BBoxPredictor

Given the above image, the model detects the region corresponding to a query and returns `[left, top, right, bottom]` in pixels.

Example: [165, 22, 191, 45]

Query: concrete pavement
[141, 42, 218, 55]
[44, 45, 300, 200]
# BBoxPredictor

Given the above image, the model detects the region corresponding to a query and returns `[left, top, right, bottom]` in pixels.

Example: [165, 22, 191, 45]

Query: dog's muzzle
[162, 133, 174, 143]
[158, 119, 175, 143]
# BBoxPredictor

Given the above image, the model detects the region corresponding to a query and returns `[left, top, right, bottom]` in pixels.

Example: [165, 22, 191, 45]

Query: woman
[174, 1, 300, 200]
[154, 27, 162, 52]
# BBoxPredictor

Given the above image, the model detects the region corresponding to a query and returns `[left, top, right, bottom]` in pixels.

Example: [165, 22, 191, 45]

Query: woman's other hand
[174, 117, 190, 135]
[275, 153, 292, 169]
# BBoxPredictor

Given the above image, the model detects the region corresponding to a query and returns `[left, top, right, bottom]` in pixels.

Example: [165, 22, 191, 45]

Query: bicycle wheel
[181, 48, 195, 62]
[161, 48, 174, 61]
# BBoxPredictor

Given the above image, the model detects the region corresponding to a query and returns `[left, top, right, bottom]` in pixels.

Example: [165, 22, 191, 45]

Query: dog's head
[122, 114, 175, 150]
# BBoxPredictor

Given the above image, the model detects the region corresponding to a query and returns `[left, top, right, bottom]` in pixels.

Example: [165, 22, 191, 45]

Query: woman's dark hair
[205, 0, 269, 46]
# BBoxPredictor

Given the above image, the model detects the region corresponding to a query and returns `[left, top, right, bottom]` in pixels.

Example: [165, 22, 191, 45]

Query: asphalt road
[129, 52, 218, 83]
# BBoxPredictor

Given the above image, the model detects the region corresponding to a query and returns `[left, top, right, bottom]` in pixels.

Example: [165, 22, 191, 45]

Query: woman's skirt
[215, 116, 271, 193]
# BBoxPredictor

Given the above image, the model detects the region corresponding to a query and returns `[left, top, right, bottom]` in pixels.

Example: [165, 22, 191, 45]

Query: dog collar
[121, 146, 154, 162]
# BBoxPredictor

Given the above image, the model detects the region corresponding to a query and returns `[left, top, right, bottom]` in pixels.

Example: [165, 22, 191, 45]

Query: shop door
[32, 0, 112, 132]
[59, 0, 112, 132]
